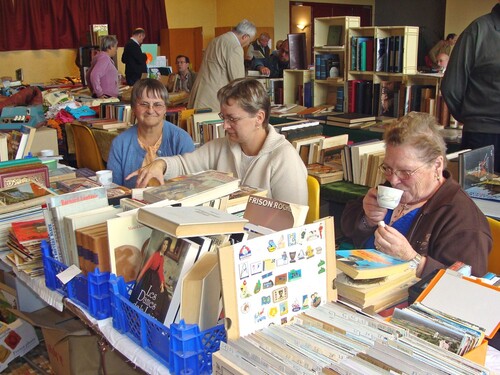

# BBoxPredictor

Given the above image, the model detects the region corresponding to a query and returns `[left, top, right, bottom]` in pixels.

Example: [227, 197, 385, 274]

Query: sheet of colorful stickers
[220, 217, 336, 340]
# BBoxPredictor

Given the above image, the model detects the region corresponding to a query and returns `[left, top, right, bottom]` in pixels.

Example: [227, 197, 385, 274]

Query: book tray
[41, 241, 226, 373]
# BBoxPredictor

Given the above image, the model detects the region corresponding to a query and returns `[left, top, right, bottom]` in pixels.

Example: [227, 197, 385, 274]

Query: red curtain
[0, 0, 167, 51]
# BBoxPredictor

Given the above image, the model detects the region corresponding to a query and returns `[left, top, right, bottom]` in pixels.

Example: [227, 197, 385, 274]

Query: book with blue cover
[336, 248, 410, 279]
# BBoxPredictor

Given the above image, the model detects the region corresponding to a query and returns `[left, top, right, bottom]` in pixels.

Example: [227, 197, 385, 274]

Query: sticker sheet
[233, 220, 328, 337]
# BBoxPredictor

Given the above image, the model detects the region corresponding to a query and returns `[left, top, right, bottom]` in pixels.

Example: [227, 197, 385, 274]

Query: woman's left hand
[374, 224, 417, 261]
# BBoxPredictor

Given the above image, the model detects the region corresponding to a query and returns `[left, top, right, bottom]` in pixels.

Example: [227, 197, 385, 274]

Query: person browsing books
[107, 79, 195, 188]
[86, 35, 119, 98]
[255, 39, 290, 78]
[127, 77, 308, 205]
[341, 112, 492, 278]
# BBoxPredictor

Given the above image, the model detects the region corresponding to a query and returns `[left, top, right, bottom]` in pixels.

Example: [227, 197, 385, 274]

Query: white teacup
[377, 185, 404, 209]
[96, 169, 113, 186]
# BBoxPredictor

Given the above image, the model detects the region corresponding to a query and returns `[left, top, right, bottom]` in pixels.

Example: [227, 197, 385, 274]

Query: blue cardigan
[107, 121, 195, 188]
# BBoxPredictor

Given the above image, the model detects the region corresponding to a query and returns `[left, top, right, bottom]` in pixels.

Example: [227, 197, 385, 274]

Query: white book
[14, 133, 29, 160]
[350, 140, 385, 185]
[0, 133, 8, 161]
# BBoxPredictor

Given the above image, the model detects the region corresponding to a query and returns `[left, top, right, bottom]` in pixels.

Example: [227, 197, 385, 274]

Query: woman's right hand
[126, 159, 167, 188]
[362, 187, 388, 226]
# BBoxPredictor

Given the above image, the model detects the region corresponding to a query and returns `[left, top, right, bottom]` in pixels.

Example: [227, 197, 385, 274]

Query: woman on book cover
[126, 77, 308, 205]
[130, 237, 172, 321]
[341, 112, 492, 278]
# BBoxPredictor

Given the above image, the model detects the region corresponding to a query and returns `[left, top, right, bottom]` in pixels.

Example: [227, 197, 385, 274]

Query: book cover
[218, 217, 335, 340]
[10, 218, 48, 245]
[306, 163, 343, 184]
[107, 214, 152, 282]
[128, 229, 201, 325]
[326, 25, 342, 46]
[243, 195, 309, 231]
[48, 167, 76, 183]
[459, 145, 499, 202]
[336, 249, 410, 280]
[143, 170, 240, 206]
[137, 205, 248, 238]
[327, 112, 376, 124]
[226, 185, 268, 213]
[0, 181, 55, 215]
[0, 164, 49, 189]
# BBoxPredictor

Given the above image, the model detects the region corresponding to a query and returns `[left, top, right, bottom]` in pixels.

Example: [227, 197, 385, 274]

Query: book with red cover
[10, 218, 48, 245]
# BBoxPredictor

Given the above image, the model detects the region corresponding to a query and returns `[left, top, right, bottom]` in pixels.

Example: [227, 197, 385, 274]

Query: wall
[445, 0, 496, 37]
[0, 0, 495, 84]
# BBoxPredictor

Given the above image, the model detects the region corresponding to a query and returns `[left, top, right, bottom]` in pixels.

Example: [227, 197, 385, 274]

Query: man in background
[188, 19, 256, 111]
[245, 32, 271, 69]
[441, 1, 500, 172]
[167, 55, 197, 93]
[122, 28, 147, 86]
[436, 52, 449, 72]
[427, 33, 457, 69]
[255, 39, 289, 78]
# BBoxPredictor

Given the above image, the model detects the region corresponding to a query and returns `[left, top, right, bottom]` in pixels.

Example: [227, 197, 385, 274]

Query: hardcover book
[336, 249, 411, 280]
[326, 112, 376, 124]
[326, 25, 343, 46]
[0, 164, 49, 188]
[142, 170, 240, 206]
[128, 229, 203, 325]
[306, 163, 343, 184]
[137, 205, 248, 238]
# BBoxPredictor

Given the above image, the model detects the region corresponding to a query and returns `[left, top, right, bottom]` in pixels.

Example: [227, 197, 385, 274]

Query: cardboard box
[1, 270, 47, 312]
[15, 307, 139, 375]
[30, 126, 59, 157]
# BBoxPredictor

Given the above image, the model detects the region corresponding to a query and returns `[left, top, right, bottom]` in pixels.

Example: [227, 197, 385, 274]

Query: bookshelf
[346, 26, 419, 118]
[283, 69, 313, 106]
[313, 16, 361, 109]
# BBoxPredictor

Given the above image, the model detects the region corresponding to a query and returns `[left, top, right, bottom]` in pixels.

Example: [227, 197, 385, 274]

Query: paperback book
[336, 248, 411, 280]
[128, 229, 204, 325]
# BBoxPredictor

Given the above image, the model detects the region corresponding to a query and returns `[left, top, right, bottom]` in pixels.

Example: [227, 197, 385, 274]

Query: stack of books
[326, 112, 376, 128]
[335, 248, 418, 313]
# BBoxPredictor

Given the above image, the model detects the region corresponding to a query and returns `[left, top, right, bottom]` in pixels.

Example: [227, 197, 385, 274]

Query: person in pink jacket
[86, 35, 119, 98]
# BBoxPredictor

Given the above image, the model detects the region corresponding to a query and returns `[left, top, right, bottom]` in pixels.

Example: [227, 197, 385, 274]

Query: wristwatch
[409, 253, 422, 269]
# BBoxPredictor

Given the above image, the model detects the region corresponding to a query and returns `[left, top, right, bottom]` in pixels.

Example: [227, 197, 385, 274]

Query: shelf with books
[282, 69, 313, 107]
[312, 16, 361, 109]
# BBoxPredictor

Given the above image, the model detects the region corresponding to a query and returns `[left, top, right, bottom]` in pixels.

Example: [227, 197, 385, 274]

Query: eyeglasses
[378, 163, 427, 180]
[137, 101, 166, 110]
[218, 113, 253, 124]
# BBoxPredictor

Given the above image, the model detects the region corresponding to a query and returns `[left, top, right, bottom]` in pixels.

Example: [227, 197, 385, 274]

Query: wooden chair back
[70, 122, 106, 171]
[306, 175, 320, 224]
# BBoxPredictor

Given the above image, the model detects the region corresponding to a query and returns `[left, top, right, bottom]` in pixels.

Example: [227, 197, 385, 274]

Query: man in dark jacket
[121, 28, 147, 86]
[255, 39, 289, 78]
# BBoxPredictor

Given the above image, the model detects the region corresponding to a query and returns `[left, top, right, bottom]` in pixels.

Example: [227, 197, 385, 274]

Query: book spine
[43, 207, 62, 262]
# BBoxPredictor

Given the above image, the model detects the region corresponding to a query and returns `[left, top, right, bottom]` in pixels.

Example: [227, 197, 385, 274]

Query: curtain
[0, 0, 167, 51]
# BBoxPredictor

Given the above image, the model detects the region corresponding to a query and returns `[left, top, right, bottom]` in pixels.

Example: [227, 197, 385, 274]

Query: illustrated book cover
[142, 170, 240, 206]
[107, 213, 152, 282]
[336, 249, 411, 280]
[243, 195, 309, 231]
[0, 181, 55, 215]
[128, 229, 203, 325]
[137, 205, 248, 238]
[218, 217, 336, 340]
[459, 145, 500, 202]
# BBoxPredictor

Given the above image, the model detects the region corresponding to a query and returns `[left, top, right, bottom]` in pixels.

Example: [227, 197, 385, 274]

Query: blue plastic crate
[41, 240, 113, 320]
[109, 274, 226, 374]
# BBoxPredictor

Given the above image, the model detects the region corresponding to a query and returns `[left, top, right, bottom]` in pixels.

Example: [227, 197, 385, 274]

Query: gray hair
[233, 19, 257, 40]
[100, 35, 118, 51]
[131, 78, 169, 106]
[384, 111, 447, 168]
[217, 78, 270, 124]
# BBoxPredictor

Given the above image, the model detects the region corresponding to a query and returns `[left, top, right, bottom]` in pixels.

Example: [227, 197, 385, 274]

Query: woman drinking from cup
[341, 112, 491, 277]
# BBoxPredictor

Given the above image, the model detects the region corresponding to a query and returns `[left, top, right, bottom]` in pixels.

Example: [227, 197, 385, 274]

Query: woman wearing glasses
[128, 77, 308, 205]
[107, 79, 195, 188]
[341, 112, 491, 277]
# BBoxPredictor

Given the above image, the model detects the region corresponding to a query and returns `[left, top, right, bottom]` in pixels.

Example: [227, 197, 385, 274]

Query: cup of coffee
[96, 170, 113, 186]
[377, 185, 404, 209]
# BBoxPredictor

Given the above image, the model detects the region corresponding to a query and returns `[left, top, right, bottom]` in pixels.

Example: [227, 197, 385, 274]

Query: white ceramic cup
[40, 149, 55, 157]
[96, 169, 113, 186]
[377, 185, 404, 209]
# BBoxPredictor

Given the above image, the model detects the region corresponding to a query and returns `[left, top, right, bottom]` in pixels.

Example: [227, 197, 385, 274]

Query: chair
[306, 175, 320, 224]
[487, 217, 500, 275]
[177, 108, 195, 132]
[70, 122, 106, 171]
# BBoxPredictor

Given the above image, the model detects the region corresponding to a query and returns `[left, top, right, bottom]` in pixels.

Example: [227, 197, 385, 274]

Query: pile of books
[335, 248, 418, 313]
[326, 112, 376, 129]
[5, 218, 48, 276]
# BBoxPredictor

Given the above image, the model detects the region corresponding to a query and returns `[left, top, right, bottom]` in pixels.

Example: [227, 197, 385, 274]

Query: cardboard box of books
[219, 217, 336, 340]
[392, 269, 500, 365]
